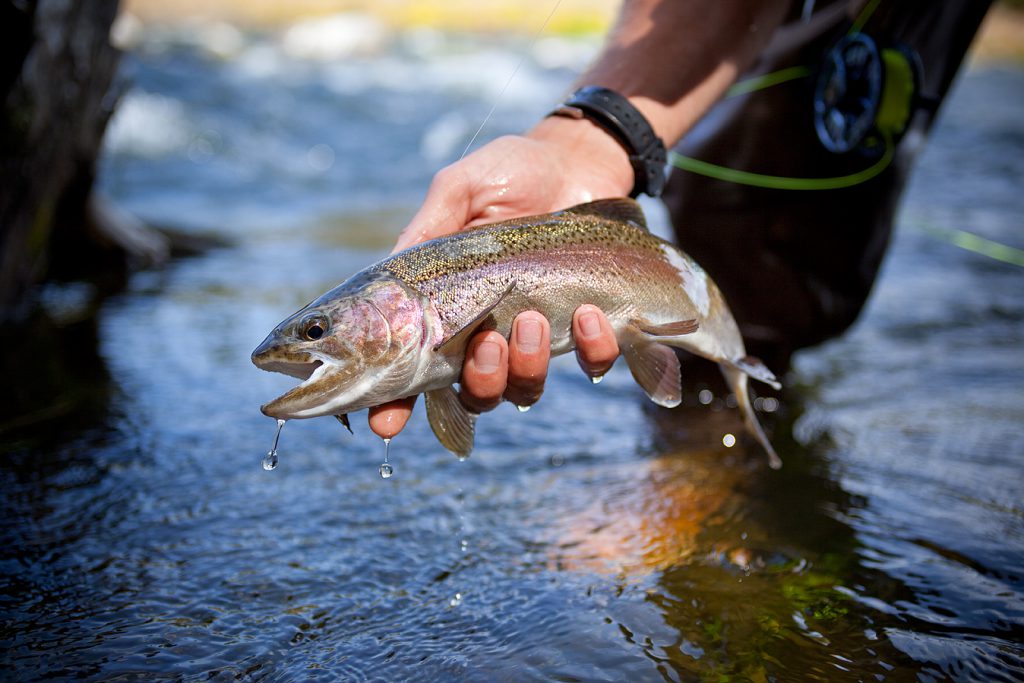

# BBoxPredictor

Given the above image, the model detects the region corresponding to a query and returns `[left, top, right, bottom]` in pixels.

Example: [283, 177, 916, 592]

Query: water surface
[2, 26, 1022, 681]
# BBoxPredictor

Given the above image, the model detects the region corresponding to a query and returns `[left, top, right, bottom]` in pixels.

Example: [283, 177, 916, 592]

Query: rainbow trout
[251, 199, 782, 467]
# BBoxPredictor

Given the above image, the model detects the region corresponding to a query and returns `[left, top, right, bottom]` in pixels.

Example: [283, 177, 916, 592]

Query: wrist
[525, 115, 635, 198]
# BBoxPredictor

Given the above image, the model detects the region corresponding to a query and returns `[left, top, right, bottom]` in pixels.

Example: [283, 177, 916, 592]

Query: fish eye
[301, 315, 329, 341]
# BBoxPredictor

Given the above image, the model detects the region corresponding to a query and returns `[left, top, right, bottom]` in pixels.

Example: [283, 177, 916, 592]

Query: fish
[251, 198, 782, 467]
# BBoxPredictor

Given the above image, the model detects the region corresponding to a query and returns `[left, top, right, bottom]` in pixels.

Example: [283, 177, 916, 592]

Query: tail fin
[721, 365, 782, 469]
[727, 355, 781, 390]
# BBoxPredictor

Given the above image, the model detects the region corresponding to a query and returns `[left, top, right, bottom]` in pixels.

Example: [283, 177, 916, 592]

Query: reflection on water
[2, 23, 1023, 681]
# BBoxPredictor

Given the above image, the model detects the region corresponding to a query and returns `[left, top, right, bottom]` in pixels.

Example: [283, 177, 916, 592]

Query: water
[2, 24, 1023, 681]
[380, 438, 394, 479]
[262, 418, 286, 471]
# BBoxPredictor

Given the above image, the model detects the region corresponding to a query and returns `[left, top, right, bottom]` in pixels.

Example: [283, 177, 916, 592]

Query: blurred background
[1, 1, 1022, 680]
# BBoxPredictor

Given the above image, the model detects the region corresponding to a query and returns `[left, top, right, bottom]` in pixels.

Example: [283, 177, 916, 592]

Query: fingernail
[474, 340, 501, 374]
[515, 318, 542, 353]
[579, 311, 602, 339]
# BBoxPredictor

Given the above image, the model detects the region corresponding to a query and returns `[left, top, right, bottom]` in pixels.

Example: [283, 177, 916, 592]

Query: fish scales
[252, 198, 782, 466]
[375, 214, 697, 343]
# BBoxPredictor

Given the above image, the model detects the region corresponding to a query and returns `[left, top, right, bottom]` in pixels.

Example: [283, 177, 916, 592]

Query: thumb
[393, 166, 474, 253]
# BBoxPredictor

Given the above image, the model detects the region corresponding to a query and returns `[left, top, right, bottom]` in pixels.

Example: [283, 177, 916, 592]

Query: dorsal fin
[560, 198, 648, 230]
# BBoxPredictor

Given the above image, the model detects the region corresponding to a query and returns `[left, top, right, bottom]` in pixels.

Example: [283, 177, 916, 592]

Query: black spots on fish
[560, 198, 649, 230]
[382, 214, 667, 287]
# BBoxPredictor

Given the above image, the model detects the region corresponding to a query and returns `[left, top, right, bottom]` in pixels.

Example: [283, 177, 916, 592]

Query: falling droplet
[590, 374, 604, 385]
[379, 437, 394, 479]
[722, 433, 737, 448]
[516, 404, 530, 413]
[449, 592, 463, 607]
[262, 419, 286, 471]
[698, 389, 714, 405]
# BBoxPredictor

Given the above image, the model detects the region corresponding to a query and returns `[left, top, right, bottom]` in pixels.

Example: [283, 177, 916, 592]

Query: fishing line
[911, 219, 1024, 268]
[669, 136, 893, 191]
[458, 0, 565, 161]
[725, 65, 812, 98]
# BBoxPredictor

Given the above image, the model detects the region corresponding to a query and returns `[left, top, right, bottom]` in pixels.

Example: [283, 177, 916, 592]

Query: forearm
[528, 0, 791, 194]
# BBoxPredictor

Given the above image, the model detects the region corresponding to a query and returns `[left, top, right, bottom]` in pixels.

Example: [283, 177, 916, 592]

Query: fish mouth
[259, 360, 336, 419]
[255, 357, 323, 381]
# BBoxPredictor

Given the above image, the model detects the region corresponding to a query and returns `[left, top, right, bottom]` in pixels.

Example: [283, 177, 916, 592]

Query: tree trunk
[0, 0, 122, 323]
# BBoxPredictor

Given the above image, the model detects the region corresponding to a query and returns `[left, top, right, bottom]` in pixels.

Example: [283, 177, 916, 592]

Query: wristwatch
[549, 86, 667, 198]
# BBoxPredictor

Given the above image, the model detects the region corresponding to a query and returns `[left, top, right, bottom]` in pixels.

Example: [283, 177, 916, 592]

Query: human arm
[368, 0, 791, 438]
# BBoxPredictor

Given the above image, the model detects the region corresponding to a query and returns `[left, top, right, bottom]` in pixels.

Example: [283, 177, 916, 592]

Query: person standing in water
[367, 0, 991, 439]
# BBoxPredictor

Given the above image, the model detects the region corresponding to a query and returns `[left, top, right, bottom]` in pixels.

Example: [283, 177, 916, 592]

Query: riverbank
[119, 0, 1024, 61]
[119, 0, 619, 35]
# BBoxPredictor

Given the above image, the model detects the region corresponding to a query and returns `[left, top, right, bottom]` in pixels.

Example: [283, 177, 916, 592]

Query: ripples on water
[2, 23, 1022, 681]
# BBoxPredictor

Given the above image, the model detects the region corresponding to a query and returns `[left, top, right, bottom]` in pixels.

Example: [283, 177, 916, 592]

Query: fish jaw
[251, 329, 320, 379]
[260, 361, 361, 419]
[252, 329, 361, 418]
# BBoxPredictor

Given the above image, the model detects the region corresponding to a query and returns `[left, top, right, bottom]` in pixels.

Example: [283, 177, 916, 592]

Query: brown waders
[664, 0, 992, 369]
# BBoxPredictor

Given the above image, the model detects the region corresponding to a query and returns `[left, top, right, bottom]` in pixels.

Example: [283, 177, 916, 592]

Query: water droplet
[379, 437, 394, 479]
[456, 454, 469, 462]
[590, 374, 604, 385]
[722, 433, 737, 448]
[262, 419, 286, 471]
[460, 538, 469, 552]
[449, 592, 463, 607]
[516, 404, 530, 413]
[762, 397, 780, 413]
[698, 389, 714, 405]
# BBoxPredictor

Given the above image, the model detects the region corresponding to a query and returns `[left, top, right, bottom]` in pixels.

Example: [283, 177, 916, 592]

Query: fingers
[368, 396, 417, 440]
[504, 312, 551, 408]
[573, 305, 619, 379]
[458, 330, 509, 413]
[371, 308, 612, 438]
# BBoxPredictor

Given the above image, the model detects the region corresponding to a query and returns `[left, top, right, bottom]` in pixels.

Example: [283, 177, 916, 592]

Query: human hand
[368, 115, 631, 439]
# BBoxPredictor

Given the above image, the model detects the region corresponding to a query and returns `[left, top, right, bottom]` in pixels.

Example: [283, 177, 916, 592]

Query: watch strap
[549, 86, 667, 198]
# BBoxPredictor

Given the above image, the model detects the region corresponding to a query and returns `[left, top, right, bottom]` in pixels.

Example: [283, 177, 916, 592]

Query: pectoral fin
[425, 385, 478, 458]
[434, 282, 517, 356]
[726, 355, 782, 390]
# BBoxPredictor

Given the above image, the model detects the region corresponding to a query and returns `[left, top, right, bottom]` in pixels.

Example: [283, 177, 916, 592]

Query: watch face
[814, 33, 883, 154]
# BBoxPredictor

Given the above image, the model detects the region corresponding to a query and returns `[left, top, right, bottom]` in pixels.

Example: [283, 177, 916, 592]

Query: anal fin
[425, 386, 477, 458]
[622, 339, 682, 408]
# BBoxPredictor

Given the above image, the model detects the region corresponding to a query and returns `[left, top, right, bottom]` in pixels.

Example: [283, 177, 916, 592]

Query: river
[2, 21, 1022, 681]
